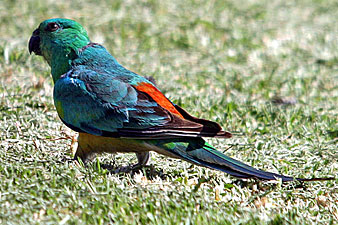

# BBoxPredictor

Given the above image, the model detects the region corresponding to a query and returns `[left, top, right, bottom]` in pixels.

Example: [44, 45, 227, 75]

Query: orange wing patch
[135, 82, 183, 118]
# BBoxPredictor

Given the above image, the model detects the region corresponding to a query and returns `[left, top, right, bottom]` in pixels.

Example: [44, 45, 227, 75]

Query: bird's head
[29, 18, 90, 81]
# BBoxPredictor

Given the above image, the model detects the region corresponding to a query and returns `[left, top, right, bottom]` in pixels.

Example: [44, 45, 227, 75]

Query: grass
[0, 0, 337, 224]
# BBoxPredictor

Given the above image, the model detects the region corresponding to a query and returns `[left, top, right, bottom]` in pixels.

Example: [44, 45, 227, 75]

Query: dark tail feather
[161, 139, 334, 182]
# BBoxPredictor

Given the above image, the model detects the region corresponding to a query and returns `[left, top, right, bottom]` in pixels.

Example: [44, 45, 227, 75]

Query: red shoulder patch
[135, 82, 183, 118]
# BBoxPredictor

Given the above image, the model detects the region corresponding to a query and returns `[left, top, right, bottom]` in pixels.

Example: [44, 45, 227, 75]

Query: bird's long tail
[153, 138, 333, 182]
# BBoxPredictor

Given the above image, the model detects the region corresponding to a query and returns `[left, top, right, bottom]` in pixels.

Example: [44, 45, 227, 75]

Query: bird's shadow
[99, 163, 168, 180]
[56, 157, 167, 180]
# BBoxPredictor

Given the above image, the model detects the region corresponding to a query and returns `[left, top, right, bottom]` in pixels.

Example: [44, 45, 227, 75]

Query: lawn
[0, 0, 337, 224]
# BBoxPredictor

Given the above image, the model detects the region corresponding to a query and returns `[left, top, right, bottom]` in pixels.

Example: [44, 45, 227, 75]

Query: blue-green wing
[54, 68, 230, 138]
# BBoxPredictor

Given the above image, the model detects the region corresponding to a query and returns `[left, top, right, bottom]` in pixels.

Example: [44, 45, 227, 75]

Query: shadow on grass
[100, 163, 168, 180]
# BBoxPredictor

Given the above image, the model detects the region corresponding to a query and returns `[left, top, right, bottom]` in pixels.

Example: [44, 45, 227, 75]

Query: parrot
[28, 18, 331, 182]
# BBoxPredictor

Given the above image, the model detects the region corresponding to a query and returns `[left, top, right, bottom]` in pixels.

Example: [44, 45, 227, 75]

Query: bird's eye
[45, 22, 60, 32]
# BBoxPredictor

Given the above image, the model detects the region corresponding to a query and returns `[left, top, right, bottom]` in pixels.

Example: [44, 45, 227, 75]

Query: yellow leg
[136, 152, 151, 166]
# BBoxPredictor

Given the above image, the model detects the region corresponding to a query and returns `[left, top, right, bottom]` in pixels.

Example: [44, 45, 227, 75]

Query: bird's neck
[47, 45, 76, 83]
[50, 56, 73, 83]
[48, 41, 91, 83]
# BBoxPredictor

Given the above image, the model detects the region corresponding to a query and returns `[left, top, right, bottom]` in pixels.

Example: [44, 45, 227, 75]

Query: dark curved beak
[29, 29, 42, 55]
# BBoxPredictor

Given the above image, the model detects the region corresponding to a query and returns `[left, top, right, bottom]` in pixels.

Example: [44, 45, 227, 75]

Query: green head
[29, 18, 90, 82]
